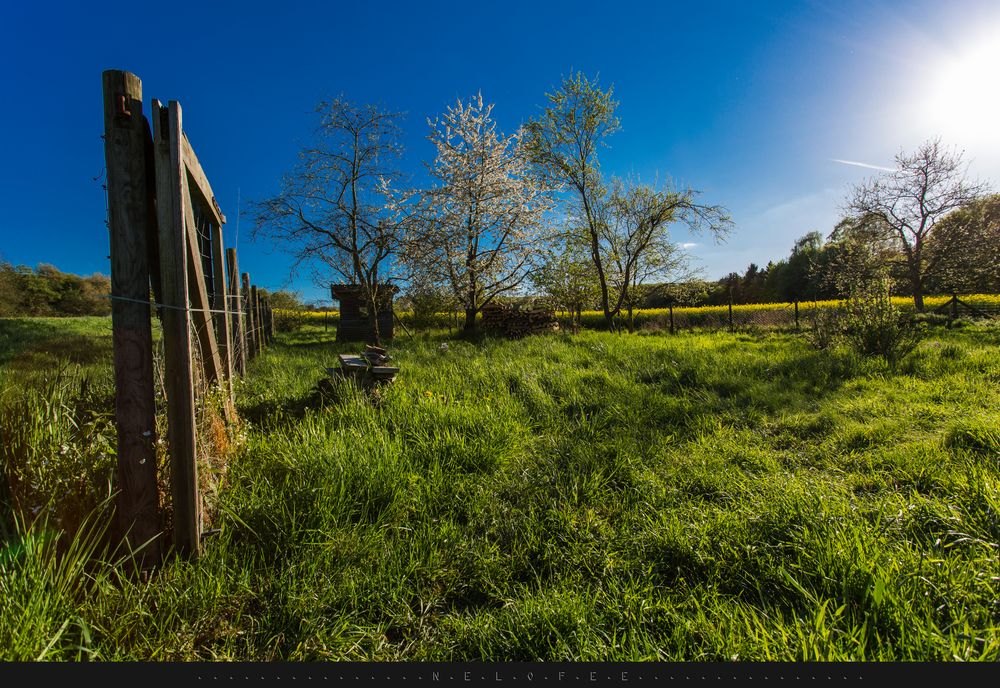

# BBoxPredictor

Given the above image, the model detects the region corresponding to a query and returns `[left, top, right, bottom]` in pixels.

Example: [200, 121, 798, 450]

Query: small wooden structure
[330, 284, 399, 342]
[326, 345, 400, 386]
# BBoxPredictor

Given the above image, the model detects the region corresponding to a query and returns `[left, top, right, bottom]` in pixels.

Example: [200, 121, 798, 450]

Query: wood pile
[481, 304, 559, 338]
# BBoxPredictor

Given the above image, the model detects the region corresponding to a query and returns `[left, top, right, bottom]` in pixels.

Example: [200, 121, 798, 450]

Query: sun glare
[914, 28, 1000, 146]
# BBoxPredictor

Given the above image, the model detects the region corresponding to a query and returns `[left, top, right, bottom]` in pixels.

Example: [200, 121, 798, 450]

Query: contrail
[830, 158, 896, 172]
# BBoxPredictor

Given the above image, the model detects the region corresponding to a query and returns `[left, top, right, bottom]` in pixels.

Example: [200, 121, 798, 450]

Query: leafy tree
[924, 194, 1000, 294]
[264, 289, 306, 311]
[526, 72, 730, 331]
[0, 261, 21, 316]
[844, 138, 990, 311]
[820, 214, 902, 299]
[0, 262, 111, 316]
[534, 227, 600, 332]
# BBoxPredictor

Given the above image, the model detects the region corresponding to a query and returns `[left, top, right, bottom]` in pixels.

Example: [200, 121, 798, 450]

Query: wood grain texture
[102, 70, 163, 566]
[251, 286, 262, 356]
[182, 133, 226, 226]
[242, 273, 255, 360]
[153, 99, 201, 558]
[210, 220, 233, 393]
[226, 249, 246, 376]
[182, 206, 224, 388]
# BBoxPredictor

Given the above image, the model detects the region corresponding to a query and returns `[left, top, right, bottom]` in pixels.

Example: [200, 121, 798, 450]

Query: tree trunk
[464, 307, 477, 332]
[627, 305, 635, 333]
[911, 271, 925, 312]
[367, 291, 381, 345]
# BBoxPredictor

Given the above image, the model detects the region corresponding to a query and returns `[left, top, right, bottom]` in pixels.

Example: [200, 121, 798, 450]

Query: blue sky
[1, 0, 998, 305]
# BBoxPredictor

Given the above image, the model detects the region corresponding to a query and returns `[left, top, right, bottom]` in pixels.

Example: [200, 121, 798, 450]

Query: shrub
[841, 278, 922, 368]
[806, 306, 843, 350]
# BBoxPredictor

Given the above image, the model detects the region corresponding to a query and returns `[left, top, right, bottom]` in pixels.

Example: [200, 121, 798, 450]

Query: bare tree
[844, 138, 990, 311]
[408, 94, 553, 332]
[252, 99, 412, 343]
[526, 73, 730, 331]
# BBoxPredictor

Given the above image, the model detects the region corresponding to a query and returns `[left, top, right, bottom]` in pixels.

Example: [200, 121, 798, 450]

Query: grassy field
[1, 316, 999, 660]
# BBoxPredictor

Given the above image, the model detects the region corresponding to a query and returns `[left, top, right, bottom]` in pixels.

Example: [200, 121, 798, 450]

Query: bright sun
[913, 30, 1000, 146]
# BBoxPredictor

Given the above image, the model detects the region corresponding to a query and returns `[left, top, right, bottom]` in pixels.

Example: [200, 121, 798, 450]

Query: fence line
[103, 69, 273, 563]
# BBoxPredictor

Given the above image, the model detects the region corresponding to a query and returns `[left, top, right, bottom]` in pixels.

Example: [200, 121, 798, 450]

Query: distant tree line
[688, 194, 1000, 308]
[0, 262, 112, 317]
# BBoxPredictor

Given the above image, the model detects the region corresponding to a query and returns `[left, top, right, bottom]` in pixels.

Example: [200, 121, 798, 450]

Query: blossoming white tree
[408, 94, 553, 332]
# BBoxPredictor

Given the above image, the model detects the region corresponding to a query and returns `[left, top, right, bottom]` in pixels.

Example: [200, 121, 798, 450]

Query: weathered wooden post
[669, 303, 675, 335]
[102, 70, 162, 566]
[794, 300, 800, 331]
[728, 290, 734, 333]
[266, 301, 274, 342]
[242, 273, 255, 359]
[210, 221, 233, 392]
[226, 249, 246, 376]
[152, 99, 201, 559]
[259, 294, 267, 349]
[251, 285, 262, 355]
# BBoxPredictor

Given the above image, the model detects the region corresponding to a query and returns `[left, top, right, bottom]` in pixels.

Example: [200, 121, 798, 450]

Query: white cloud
[678, 242, 699, 249]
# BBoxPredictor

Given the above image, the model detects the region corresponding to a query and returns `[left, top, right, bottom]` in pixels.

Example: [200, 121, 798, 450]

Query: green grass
[1, 316, 999, 660]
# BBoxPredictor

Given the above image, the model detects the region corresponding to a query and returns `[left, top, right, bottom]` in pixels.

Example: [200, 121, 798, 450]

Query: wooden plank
[181, 132, 226, 226]
[182, 193, 225, 388]
[242, 273, 255, 359]
[102, 70, 162, 567]
[339, 353, 368, 370]
[153, 99, 200, 559]
[210, 220, 233, 391]
[251, 286, 262, 355]
[266, 300, 274, 343]
[226, 249, 246, 376]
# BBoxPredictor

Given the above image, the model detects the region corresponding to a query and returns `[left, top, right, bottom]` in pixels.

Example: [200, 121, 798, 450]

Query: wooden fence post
[262, 300, 269, 345]
[794, 300, 800, 331]
[266, 300, 274, 342]
[152, 99, 201, 559]
[728, 290, 734, 333]
[669, 304, 675, 335]
[227, 249, 246, 376]
[251, 286, 262, 354]
[210, 221, 233, 393]
[243, 273, 255, 359]
[102, 70, 162, 566]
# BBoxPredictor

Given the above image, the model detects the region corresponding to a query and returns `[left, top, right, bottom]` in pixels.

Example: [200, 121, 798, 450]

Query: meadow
[1, 315, 999, 660]
[282, 293, 1000, 332]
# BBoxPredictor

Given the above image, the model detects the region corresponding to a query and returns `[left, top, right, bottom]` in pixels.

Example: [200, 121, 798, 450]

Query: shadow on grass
[0, 319, 112, 369]
[238, 374, 361, 429]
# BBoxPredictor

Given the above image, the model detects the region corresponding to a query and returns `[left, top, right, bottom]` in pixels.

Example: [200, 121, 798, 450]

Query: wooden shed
[330, 284, 399, 342]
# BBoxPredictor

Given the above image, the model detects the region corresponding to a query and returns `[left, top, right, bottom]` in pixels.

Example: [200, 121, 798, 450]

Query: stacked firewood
[481, 304, 559, 338]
